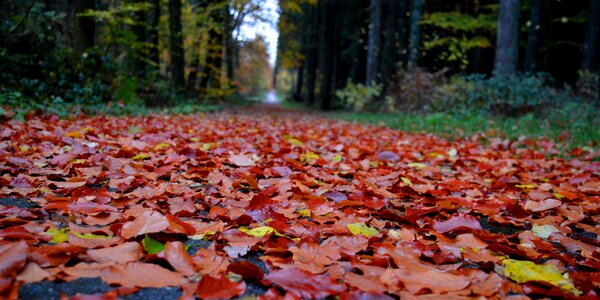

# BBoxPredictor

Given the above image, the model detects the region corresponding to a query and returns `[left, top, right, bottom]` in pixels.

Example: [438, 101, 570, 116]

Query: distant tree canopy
[276, 0, 600, 110]
[0, 0, 272, 105]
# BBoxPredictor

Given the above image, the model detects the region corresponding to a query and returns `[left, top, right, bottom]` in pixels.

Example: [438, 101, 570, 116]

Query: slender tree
[365, 0, 382, 85]
[168, 0, 185, 87]
[132, 0, 146, 75]
[524, 0, 542, 72]
[148, 0, 160, 69]
[581, 0, 600, 72]
[303, 4, 319, 106]
[76, 0, 95, 51]
[407, 0, 424, 71]
[494, 0, 521, 75]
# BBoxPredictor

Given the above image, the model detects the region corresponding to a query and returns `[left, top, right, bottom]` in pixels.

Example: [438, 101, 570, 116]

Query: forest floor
[1, 105, 599, 299]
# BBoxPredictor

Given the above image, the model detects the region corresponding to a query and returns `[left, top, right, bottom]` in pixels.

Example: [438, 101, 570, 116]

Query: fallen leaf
[196, 274, 246, 299]
[433, 214, 482, 233]
[265, 267, 346, 298]
[229, 154, 255, 167]
[165, 241, 195, 276]
[502, 259, 581, 295]
[531, 224, 559, 239]
[101, 262, 187, 288]
[121, 210, 169, 239]
[524, 199, 561, 212]
[347, 223, 379, 237]
[87, 242, 141, 264]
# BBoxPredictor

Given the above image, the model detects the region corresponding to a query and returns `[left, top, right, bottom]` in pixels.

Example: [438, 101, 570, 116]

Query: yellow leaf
[516, 184, 536, 189]
[296, 208, 311, 217]
[70, 159, 87, 164]
[239, 226, 275, 237]
[347, 223, 379, 237]
[154, 143, 171, 150]
[532, 224, 559, 239]
[132, 153, 151, 161]
[44, 228, 68, 243]
[65, 131, 83, 138]
[554, 193, 564, 200]
[190, 137, 200, 143]
[305, 152, 319, 160]
[19, 145, 30, 152]
[502, 259, 581, 295]
[71, 232, 112, 239]
[408, 162, 427, 169]
[401, 177, 412, 186]
[190, 230, 216, 240]
[332, 154, 342, 162]
[201, 143, 211, 151]
[288, 138, 304, 146]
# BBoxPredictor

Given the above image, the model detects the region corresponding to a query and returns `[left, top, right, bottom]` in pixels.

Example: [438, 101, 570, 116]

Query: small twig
[6, 0, 38, 38]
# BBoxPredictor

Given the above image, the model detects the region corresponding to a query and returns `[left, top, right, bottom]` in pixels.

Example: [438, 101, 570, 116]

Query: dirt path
[1, 107, 598, 299]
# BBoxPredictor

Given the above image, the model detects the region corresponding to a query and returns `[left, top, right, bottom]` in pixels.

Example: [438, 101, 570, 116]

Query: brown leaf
[165, 241, 195, 276]
[0, 241, 28, 277]
[265, 267, 346, 298]
[101, 262, 187, 288]
[196, 274, 246, 299]
[524, 199, 562, 212]
[229, 154, 255, 167]
[433, 214, 482, 233]
[120, 209, 169, 239]
[87, 242, 141, 264]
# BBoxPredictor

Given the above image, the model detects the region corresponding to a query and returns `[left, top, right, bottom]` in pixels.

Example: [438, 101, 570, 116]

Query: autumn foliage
[0, 107, 599, 299]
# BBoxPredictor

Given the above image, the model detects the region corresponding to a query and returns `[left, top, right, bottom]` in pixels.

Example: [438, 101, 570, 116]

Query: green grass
[332, 110, 599, 152]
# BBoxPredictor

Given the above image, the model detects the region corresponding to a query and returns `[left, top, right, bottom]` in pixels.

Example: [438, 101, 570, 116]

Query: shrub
[435, 73, 574, 116]
[335, 81, 382, 111]
[386, 68, 448, 111]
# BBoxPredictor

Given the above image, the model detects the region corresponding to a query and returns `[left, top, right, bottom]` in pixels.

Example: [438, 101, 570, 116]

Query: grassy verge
[332, 110, 599, 153]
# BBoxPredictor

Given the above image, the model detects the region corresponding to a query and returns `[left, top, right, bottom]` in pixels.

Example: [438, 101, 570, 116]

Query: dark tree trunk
[148, 0, 160, 69]
[168, 0, 185, 87]
[407, 0, 424, 71]
[365, 0, 382, 85]
[381, 0, 407, 90]
[133, 0, 146, 75]
[318, 2, 335, 110]
[205, 3, 226, 91]
[294, 65, 304, 101]
[524, 0, 542, 72]
[304, 4, 319, 106]
[76, 0, 95, 51]
[494, 0, 521, 75]
[224, 6, 235, 83]
[581, 0, 600, 71]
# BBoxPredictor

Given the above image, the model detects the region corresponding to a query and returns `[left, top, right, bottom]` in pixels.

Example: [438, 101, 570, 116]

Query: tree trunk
[407, 0, 424, 71]
[224, 6, 235, 83]
[524, 0, 542, 72]
[294, 65, 304, 102]
[133, 0, 146, 75]
[168, 0, 185, 87]
[304, 4, 319, 106]
[365, 0, 382, 85]
[318, 2, 334, 110]
[148, 0, 160, 69]
[76, 0, 95, 51]
[494, 0, 521, 75]
[581, 0, 600, 72]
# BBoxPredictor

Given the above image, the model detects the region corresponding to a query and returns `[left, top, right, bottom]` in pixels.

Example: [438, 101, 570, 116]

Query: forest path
[1, 107, 597, 299]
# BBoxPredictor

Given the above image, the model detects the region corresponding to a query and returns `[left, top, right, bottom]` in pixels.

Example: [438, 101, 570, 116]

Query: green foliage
[435, 74, 572, 116]
[422, 11, 496, 70]
[334, 106, 599, 152]
[335, 81, 382, 111]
